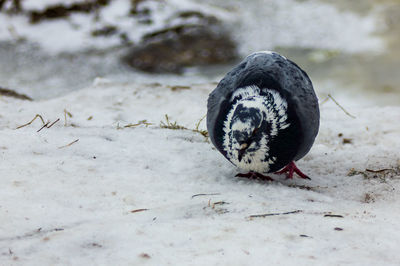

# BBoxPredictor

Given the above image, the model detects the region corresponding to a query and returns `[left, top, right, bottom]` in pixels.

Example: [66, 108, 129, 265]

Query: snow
[1, 81, 400, 265]
[0, 0, 233, 54]
[0, 0, 383, 55]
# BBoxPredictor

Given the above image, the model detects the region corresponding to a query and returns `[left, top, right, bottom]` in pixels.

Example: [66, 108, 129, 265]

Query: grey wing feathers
[206, 60, 247, 146]
[206, 79, 231, 148]
[206, 88, 223, 146]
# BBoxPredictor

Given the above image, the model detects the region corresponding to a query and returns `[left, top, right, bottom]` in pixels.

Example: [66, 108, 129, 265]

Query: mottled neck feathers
[222, 85, 290, 173]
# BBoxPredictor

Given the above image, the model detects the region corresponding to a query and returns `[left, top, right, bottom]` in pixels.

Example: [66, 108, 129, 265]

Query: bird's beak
[238, 143, 248, 162]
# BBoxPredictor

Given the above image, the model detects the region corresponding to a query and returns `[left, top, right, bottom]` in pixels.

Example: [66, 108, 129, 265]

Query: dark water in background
[276, 0, 400, 105]
[203, 0, 400, 105]
[0, 42, 216, 99]
[0, 0, 399, 105]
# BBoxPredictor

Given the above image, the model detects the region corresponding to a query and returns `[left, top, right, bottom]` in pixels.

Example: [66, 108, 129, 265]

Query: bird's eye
[252, 128, 258, 136]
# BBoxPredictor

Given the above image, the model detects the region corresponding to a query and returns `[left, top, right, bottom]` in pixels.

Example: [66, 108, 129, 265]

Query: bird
[207, 51, 319, 181]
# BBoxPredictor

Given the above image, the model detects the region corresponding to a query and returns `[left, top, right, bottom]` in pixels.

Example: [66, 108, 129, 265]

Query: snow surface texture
[1, 81, 400, 265]
[0, 0, 383, 54]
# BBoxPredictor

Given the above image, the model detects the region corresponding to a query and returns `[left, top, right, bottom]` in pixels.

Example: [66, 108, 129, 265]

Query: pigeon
[207, 51, 319, 180]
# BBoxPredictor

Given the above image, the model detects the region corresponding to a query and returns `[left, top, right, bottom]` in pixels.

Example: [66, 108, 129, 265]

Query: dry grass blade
[248, 210, 302, 219]
[193, 114, 208, 138]
[319, 95, 330, 105]
[58, 139, 79, 149]
[160, 114, 187, 130]
[192, 193, 221, 198]
[64, 109, 73, 126]
[348, 166, 400, 181]
[195, 114, 206, 131]
[212, 201, 229, 209]
[160, 114, 209, 139]
[320, 94, 356, 118]
[324, 214, 344, 218]
[124, 120, 153, 128]
[37, 118, 60, 132]
[0, 227, 64, 242]
[130, 208, 149, 213]
[365, 168, 393, 173]
[168, 85, 191, 91]
[16, 114, 45, 129]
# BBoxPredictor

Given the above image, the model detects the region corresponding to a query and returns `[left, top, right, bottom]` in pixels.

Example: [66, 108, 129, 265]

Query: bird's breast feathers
[222, 85, 290, 172]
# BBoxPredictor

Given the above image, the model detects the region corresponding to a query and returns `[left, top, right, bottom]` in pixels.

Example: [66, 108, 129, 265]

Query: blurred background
[0, 0, 399, 104]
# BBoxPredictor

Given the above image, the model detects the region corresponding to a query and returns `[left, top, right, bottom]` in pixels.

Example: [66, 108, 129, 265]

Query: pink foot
[236, 172, 274, 181]
[274, 162, 311, 180]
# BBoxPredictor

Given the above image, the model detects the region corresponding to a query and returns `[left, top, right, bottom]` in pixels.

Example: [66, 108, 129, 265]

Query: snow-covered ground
[1, 81, 400, 265]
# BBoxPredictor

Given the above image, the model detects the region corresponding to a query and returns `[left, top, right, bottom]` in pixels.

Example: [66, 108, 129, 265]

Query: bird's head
[222, 86, 290, 173]
[229, 102, 263, 162]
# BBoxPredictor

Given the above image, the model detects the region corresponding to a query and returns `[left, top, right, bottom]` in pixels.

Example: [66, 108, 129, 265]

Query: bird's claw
[274, 161, 311, 180]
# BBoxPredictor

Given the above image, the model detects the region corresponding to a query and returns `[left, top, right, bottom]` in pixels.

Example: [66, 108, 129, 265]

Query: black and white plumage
[207, 51, 319, 180]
